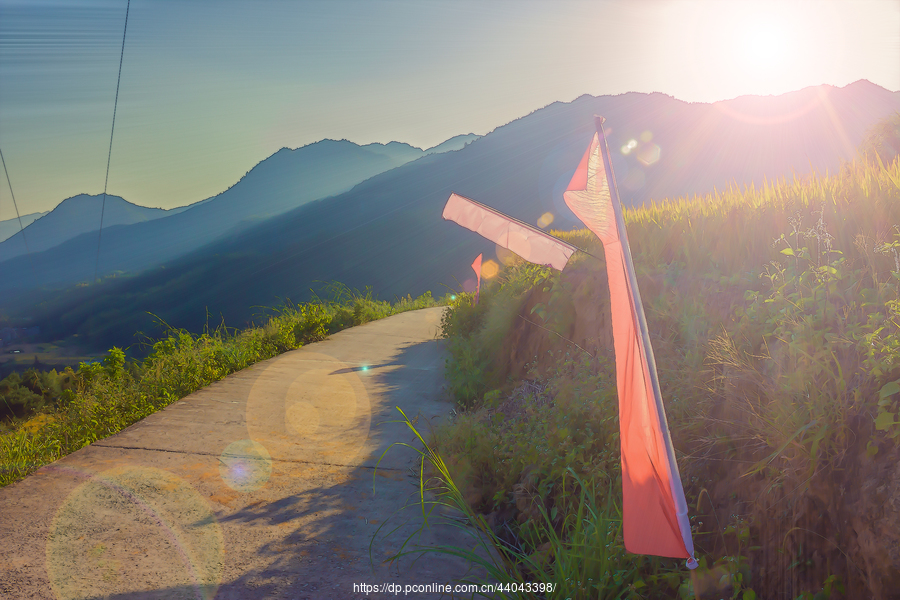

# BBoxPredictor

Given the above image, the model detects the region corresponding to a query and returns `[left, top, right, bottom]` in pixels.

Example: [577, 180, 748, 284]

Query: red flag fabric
[471, 253, 483, 303]
[442, 193, 577, 271]
[564, 129, 696, 566]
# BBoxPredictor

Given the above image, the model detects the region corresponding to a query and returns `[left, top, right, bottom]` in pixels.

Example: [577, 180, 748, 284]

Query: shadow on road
[82, 337, 485, 600]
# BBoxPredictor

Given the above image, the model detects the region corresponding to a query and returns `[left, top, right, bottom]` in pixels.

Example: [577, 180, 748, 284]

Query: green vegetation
[429, 151, 900, 597]
[379, 408, 681, 600]
[0, 288, 441, 487]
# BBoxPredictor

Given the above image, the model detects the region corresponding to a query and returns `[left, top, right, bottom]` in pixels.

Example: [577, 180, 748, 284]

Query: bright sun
[740, 23, 789, 71]
[667, 0, 825, 98]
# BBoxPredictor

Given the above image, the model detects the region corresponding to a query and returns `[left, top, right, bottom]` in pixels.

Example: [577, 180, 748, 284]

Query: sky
[0, 0, 898, 219]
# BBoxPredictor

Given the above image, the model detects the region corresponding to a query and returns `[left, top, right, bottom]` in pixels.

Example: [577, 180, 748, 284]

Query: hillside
[0, 137, 475, 289]
[429, 155, 900, 598]
[0, 195, 188, 263]
[0, 212, 47, 244]
[8, 81, 900, 349]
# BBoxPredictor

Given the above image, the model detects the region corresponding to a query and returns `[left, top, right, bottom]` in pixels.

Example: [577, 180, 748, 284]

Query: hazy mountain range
[0, 212, 48, 244]
[0, 196, 192, 262]
[0, 133, 478, 271]
[3, 81, 899, 349]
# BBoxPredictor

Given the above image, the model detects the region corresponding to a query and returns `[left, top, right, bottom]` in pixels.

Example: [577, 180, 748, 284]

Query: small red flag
[471, 253, 483, 303]
[564, 124, 696, 567]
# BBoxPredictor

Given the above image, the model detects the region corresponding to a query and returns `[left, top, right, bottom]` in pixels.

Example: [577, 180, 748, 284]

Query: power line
[0, 145, 36, 277]
[94, 0, 131, 284]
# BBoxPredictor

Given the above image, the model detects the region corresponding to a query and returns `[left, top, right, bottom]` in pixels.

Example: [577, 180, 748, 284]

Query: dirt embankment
[496, 262, 900, 599]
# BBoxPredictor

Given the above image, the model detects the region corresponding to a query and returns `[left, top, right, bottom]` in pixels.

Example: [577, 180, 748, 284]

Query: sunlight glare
[741, 23, 787, 71]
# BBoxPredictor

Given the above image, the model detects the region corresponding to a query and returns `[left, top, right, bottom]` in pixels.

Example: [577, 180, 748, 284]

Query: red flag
[471, 253, 483, 303]
[564, 120, 696, 567]
[442, 193, 577, 271]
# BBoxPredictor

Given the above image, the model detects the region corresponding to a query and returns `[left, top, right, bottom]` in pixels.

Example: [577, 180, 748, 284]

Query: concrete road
[0, 308, 485, 599]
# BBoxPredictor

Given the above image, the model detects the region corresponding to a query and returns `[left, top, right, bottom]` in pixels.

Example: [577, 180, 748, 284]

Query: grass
[376, 408, 682, 600]
[429, 154, 900, 598]
[0, 287, 443, 488]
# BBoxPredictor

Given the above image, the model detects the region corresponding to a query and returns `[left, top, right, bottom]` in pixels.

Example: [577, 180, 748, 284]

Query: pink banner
[442, 193, 576, 271]
[565, 131, 695, 566]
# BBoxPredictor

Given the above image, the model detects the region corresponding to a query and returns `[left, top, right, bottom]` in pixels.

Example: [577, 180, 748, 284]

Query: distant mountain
[0, 195, 184, 262]
[7, 81, 900, 348]
[0, 212, 47, 243]
[0, 137, 475, 285]
[183, 139, 425, 227]
[424, 134, 479, 155]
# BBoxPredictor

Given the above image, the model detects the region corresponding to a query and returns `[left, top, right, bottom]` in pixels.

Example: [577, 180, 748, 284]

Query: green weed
[0, 287, 442, 487]
[377, 408, 683, 599]
[435, 156, 900, 597]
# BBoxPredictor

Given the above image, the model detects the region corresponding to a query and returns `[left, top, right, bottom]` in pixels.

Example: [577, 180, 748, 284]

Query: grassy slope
[434, 157, 900, 599]
[0, 289, 441, 488]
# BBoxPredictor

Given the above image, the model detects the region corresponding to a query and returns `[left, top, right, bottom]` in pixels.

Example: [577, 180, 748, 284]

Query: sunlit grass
[434, 156, 900, 597]
[0, 288, 444, 488]
[376, 408, 680, 599]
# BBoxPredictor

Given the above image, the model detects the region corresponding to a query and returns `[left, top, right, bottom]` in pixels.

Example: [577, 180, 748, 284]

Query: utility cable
[0, 145, 36, 277]
[94, 0, 131, 283]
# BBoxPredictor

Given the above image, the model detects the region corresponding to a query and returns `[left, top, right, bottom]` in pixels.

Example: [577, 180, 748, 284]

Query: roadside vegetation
[0, 287, 442, 487]
[422, 148, 900, 598]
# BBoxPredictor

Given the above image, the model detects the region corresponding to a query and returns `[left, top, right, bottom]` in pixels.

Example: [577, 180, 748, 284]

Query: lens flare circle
[536, 212, 554, 229]
[245, 351, 372, 466]
[636, 143, 661, 167]
[481, 259, 500, 279]
[46, 466, 223, 600]
[219, 439, 272, 492]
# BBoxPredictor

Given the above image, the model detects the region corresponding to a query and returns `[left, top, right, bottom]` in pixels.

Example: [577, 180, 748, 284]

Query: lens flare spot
[481, 259, 500, 279]
[640, 130, 653, 143]
[636, 143, 661, 166]
[46, 466, 223, 600]
[536, 212, 554, 229]
[219, 439, 272, 492]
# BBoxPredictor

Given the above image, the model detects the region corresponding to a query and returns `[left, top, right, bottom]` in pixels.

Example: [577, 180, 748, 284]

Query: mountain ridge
[0, 212, 48, 244]
[5, 81, 900, 348]
[0, 135, 478, 275]
[0, 195, 187, 263]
